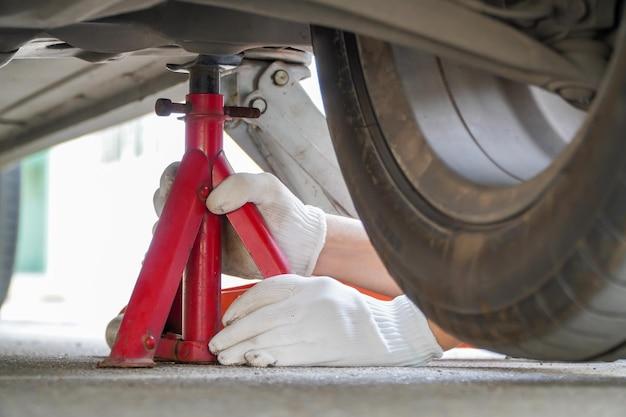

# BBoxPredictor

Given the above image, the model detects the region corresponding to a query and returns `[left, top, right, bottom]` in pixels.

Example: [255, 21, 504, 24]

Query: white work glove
[209, 274, 443, 367]
[153, 163, 327, 279]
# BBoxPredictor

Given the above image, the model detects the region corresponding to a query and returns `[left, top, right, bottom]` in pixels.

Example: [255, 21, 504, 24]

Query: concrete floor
[1, 320, 626, 417]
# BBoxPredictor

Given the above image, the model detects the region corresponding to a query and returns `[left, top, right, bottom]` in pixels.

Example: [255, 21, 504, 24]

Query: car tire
[311, 22, 626, 360]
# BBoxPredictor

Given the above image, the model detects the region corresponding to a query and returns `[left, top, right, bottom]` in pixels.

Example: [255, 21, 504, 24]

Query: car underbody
[0, 0, 618, 164]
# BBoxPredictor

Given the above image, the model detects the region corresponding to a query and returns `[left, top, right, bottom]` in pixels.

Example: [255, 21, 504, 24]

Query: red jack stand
[99, 56, 290, 368]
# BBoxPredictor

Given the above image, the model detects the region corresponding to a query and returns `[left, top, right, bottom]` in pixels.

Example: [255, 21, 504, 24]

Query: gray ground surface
[1, 320, 626, 417]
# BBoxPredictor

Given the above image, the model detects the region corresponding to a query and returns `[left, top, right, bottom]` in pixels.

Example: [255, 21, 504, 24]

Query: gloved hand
[153, 162, 327, 279]
[209, 274, 443, 367]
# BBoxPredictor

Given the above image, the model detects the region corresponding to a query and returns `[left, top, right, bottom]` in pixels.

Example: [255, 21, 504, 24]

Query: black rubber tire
[0, 165, 20, 307]
[311, 23, 626, 360]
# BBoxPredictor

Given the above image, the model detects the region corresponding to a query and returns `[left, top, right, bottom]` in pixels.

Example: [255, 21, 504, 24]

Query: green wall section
[15, 151, 48, 273]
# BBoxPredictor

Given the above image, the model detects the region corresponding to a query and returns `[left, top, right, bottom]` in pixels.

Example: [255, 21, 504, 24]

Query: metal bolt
[198, 184, 211, 200]
[144, 335, 156, 351]
[272, 69, 289, 86]
[223, 106, 261, 119]
[155, 98, 190, 116]
[250, 97, 268, 114]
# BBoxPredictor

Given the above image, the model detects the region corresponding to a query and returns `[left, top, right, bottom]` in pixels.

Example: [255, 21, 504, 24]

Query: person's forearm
[313, 214, 460, 351]
[313, 214, 403, 297]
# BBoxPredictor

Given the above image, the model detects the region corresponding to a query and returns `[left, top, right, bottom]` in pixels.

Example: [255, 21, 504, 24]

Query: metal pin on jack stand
[99, 55, 290, 368]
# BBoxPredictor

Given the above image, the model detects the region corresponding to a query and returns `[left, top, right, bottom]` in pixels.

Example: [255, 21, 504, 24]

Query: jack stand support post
[99, 55, 288, 368]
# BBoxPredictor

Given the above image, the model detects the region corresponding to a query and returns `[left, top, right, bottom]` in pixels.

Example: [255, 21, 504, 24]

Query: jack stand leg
[99, 150, 210, 368]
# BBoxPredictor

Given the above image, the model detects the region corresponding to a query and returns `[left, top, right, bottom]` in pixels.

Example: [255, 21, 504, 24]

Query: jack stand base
[97, 357, 156, 369]
[156, 334, 216, 364]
